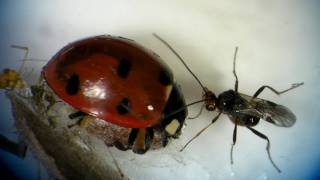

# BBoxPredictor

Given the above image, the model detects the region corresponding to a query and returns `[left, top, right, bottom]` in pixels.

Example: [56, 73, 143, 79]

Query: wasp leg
[180, 112, 222, 152]
[128, 128, 154, 154]
[246, 126, 281, 173]
[252, 83, 304, 99]
[0, 134, 27, 158]
[230, 121, 238, 164]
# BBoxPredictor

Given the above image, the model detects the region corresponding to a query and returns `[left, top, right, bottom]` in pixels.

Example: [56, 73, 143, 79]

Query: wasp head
[203, 88, 217, 111]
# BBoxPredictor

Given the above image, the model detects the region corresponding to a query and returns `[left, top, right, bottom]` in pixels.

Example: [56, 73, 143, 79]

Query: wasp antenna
[188, 103, 205, 119]
[162, 99, 207, 120]
[152, 33, 206, 91]
[233, 46, 239, 92]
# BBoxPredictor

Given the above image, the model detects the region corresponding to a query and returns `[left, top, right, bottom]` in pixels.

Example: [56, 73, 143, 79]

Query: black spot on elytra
[159, 70, 172, 86]
[66, 74, 80, 95]
[117, 58, 132, 78]
[116, 98, 131, 115]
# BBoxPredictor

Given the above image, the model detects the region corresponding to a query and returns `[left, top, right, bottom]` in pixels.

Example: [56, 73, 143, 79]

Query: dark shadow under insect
[153, 34, 303, 173]
[68, 83, 187, 154]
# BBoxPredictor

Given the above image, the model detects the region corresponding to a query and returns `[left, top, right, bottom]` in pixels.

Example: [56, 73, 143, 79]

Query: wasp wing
[234, 93, 296, 127]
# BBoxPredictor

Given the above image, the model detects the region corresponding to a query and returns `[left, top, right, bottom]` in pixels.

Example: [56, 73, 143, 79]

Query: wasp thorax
[217, 90, 237, 112]
[203, 88, 217, 111]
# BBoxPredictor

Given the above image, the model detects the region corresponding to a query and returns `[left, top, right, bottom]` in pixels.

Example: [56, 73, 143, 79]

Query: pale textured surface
[7, 91, 125, 179]
[0, 0, 319, 179]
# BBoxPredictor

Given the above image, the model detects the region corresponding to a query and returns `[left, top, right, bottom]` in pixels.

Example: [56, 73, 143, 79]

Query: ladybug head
[203, 88, 217, 111]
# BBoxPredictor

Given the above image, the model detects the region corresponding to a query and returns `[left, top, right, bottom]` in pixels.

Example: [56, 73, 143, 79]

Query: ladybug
[42, 35, 187, 154]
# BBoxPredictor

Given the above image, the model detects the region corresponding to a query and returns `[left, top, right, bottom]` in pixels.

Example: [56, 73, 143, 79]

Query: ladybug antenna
[153, 34, 206, 91]
[162, 99, 207, 120]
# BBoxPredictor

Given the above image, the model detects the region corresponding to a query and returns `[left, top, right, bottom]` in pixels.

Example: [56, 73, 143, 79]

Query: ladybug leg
[128, 128, 154, 154]
[133, 128, 148, 153]
[0, 134, 27, 159]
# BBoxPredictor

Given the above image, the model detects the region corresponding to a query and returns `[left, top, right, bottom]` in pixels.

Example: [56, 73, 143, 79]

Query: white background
[0, 0, 319, 179]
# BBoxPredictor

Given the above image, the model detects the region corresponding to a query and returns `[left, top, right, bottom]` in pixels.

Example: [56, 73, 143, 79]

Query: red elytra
[43, 35, 177, 128]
